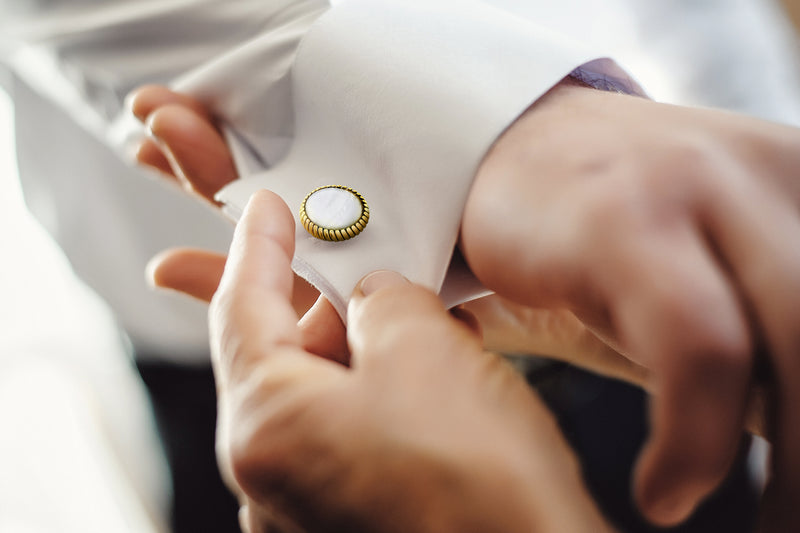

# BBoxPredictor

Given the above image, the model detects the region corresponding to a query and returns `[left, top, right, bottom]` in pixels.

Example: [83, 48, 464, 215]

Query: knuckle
[653, 290, 752, 370]
[644, 141, 721, 204]
[679, 330, 751, 380]
[229, 430, 287, 498]
[578, 184, 639, 229]
[687, 320, 751, 371]
[146, 103, 190, 137]
[573, 140, 722, 243]
[693, 333, 751, 372]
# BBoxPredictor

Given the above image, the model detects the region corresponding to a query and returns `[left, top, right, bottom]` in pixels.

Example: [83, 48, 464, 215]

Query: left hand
[129, 85, 322, 320]
[460, 81, 800, 527]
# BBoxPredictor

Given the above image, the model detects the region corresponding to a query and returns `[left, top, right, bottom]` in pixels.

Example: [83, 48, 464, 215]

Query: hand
[173, 188, 614, 533]
[130, 84, 645, 385]
[128, 85, 235, 203]
[461, 79, 800, 528]
[129, 82, 787, 527]
[128, 85, 321, 318]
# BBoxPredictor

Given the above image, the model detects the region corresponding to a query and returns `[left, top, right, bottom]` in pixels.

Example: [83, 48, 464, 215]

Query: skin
[128, 81, 799, 530]
[195, 189, 617, 533]
[461, 81, 800, 528]
[131, 84, 647, 382]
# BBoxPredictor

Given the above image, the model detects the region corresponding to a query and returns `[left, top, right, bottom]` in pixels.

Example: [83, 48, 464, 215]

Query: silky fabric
[1, 2, 797, 530]
[2, 0, 798, 349]
[195, 0, 645, 318]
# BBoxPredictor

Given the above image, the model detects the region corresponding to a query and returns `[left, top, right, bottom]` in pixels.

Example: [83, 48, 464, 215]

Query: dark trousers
[530, 360, 759, 533]
[136, 361, 240, 533]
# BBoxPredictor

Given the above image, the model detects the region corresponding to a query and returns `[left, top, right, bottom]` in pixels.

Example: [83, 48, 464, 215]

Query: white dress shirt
[1, 0, 798, 347]
[1, 1, 797, 530]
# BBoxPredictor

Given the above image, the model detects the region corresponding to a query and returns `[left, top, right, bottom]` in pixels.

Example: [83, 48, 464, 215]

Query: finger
[211, 189, 303, 381]
[147, 242, 320, 317]
[127, 84, 211, 123]
[449, 305, 483, 339]
[136, 138, 177, 178]
[147, 103, 237, 202]
[240, 500, 301, 533]
[211, 191, 348, 515]
[700, 179, 800, 531]
[150, 248, 346, 362]
[347, 273, 614, 533]
[213, 192, 344, 497]
[606, 224, 752, 527]
[347, 270, 481, 369]
[146, 248, 226, 302]
[463, 296, 649, 389]
[290, 276, 321, 319]
[299, 295, 350, 366]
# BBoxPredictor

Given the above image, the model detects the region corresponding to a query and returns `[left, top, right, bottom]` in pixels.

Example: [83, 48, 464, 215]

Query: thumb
[347, 270, 481, 369]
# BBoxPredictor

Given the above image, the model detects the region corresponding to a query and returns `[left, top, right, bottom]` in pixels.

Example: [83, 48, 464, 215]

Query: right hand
[190, 189, 617, 533]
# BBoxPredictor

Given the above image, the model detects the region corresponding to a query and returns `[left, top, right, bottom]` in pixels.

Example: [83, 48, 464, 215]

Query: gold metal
[299, 185, 370, 242]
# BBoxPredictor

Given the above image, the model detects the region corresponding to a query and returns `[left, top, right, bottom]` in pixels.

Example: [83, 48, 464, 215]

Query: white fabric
[0, 363, 168, 533]
[216, 0, 642, 317]
[1, 2, 797, 530]
[0, 2, 797, 529]
[0, 88, 170, 532]
[1, 0, 799, 345]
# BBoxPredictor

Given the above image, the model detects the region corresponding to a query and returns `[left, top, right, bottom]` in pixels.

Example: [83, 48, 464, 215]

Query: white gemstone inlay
[305, 187, 363, 229]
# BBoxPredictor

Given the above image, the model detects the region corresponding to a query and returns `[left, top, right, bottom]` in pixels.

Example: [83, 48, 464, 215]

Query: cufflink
[299, 185, 370, 241]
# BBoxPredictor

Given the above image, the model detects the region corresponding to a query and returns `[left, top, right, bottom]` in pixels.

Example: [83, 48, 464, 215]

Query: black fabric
[530, 361, 759, 533]
[136, 360, 241, 533]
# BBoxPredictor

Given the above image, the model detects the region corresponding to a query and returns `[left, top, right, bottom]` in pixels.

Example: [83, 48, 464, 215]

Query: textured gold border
[299, 185, 370, 242]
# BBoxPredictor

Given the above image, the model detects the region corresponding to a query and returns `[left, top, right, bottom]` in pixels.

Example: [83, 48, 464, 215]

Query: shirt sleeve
[0, 0, 328, 149]
[1, 0, 645, 320]
[216, 0, 646, 319]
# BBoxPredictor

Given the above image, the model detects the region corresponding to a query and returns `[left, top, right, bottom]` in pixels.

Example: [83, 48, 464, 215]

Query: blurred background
[0, 79, 173, 531]
[0, 1, 798, 532]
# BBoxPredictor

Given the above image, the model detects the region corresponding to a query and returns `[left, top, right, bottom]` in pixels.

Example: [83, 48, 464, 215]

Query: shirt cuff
[218, 0, 644, 319]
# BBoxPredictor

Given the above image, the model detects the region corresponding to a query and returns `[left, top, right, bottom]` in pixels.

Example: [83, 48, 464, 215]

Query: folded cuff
[218, 0, 643, 319]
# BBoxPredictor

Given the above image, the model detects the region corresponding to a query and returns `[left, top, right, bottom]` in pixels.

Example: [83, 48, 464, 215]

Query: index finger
[210, 189, 303, 383]
[127, 84, 212, 122]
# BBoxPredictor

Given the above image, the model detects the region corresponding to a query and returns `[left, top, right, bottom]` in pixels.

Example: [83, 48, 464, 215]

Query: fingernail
[636, 484, 699, 527]
[356, 270, 408, 296]
[145, 252, 177, 292]
[645, 494, 697, 527]
[144, 255, 160, 289]
[123, 90, 138, 116]
[144, 115, 160, 139]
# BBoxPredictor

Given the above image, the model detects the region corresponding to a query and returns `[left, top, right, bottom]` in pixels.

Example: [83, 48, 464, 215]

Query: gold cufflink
[299, 185, 370, 242]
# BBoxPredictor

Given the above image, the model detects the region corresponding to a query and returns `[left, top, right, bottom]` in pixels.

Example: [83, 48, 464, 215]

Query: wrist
[459, 79, 623, 301]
